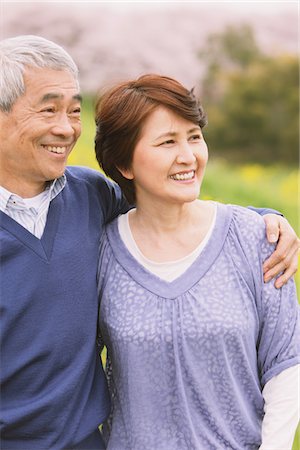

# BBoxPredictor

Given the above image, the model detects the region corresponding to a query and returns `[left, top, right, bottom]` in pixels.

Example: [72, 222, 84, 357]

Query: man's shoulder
[65, 165, 120, 193]
[64, 166, 125, 216]
[65, 165, 107, 185]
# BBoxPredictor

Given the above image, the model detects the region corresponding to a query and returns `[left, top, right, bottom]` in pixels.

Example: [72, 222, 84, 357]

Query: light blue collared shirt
[0, 176, 66, 239]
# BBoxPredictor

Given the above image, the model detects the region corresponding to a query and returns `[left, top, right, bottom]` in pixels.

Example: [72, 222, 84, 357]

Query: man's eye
[41, 107, 55, 113]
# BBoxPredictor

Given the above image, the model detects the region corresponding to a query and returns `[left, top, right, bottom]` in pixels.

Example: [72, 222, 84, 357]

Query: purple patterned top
[97, 203, 300, 450]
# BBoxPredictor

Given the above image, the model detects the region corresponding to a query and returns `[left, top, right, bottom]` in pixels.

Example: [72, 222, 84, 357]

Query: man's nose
[51, 114, 77, 137]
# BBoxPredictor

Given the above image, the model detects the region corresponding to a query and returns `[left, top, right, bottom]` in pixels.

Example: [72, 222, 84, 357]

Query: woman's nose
[176, 142, 196, 164]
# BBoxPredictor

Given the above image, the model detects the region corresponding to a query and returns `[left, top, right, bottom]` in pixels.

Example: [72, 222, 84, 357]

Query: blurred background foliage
[199, 24, 298, 166]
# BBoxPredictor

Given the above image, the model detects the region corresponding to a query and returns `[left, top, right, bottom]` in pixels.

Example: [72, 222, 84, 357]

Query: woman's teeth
[170, 171, 194, 180]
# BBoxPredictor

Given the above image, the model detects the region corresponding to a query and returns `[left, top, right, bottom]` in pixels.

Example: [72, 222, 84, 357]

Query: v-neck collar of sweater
[105, 202, 233, 299]
[0, 195, 62, 261]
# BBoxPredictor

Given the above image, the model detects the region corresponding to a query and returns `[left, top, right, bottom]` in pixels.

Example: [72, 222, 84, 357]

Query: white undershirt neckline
[118, 203, 217, 282]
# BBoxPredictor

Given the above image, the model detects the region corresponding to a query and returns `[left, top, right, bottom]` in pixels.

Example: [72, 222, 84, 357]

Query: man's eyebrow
[40, 93, 82, 103]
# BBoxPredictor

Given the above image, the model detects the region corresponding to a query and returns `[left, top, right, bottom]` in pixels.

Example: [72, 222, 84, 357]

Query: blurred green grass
[70, 97, 299, 450]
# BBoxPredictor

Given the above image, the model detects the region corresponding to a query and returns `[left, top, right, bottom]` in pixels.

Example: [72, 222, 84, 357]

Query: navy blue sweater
[0, 167, 128, 449]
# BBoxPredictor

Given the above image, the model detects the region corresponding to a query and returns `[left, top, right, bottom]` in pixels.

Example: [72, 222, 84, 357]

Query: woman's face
[121, 106, 208, 206]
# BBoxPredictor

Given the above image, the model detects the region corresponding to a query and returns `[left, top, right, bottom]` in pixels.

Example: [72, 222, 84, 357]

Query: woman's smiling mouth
[169, 170, 195, 181]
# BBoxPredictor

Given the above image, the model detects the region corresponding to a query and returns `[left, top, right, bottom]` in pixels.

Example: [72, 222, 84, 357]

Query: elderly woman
[95, 74, 299, 450]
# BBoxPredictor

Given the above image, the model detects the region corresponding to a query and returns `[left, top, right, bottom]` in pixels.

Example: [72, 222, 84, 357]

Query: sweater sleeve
[231, 206, 300, 386]
[259, 364, 300, 450]
[96, 176, 130, 224]
[68, 166, 130, 223]
[247, 206, 283, 217]
[256, 234, 300, 387]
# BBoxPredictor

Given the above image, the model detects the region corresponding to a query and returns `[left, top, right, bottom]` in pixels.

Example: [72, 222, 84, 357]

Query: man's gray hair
[0, 35, 79, 112]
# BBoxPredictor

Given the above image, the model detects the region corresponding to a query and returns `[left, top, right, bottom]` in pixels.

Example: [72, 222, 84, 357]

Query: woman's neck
[133, 200, 197, 233]
[128, 199, 215, 262]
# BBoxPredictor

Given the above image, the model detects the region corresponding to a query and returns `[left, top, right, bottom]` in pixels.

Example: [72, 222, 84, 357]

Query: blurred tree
[199, 24, 262, 101]
[199, 25, 299, 165]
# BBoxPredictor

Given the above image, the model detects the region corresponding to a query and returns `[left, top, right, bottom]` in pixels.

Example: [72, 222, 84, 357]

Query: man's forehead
[23, 66, 79, 90]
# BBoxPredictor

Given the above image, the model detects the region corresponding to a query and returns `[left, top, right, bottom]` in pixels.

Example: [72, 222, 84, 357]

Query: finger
[264, 260, 288, 283]
[264, 245, 299, 283]
[274, 264, 298, 289]
[262, 233, 299, 273]
[264, 214, 280, 243]
[263, 247, 289, 273]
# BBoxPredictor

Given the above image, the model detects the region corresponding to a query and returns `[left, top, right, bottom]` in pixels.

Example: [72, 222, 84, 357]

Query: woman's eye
[160, 139, 175, 146]
[190, 134, 201, 141]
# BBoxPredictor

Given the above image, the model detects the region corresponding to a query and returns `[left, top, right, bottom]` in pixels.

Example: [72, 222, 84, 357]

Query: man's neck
[0, 180, 49, 199]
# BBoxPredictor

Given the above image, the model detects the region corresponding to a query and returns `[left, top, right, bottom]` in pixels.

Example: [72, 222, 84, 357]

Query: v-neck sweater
[0, 177, 65, 239]
[98, 203, 300, 450]
[0, 166, 127, 449]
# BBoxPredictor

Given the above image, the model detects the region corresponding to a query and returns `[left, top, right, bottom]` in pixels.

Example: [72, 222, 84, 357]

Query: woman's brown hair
[95, 74, 207, 204]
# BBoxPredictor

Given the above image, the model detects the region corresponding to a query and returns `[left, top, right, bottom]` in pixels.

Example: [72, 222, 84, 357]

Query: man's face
[0, 66, 82, 197]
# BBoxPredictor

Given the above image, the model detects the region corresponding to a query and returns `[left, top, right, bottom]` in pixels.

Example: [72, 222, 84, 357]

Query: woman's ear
[117, 166, 134, 180]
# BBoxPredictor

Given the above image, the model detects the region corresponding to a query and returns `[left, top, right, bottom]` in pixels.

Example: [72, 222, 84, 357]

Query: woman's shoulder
[218, 202, 266, 241]
[218, 202, 276, 265]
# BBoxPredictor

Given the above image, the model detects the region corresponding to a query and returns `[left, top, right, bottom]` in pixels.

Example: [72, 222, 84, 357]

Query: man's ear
[118, 166, 134, 180]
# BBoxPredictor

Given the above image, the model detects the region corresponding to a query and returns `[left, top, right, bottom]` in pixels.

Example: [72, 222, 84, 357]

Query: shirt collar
[0, 174, 66, 212]
[0, 186, 12, 211]
[48, 174, 66, 201]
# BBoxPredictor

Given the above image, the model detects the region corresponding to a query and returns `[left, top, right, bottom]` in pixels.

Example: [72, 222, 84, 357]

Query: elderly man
[0, 35, 298, 450]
